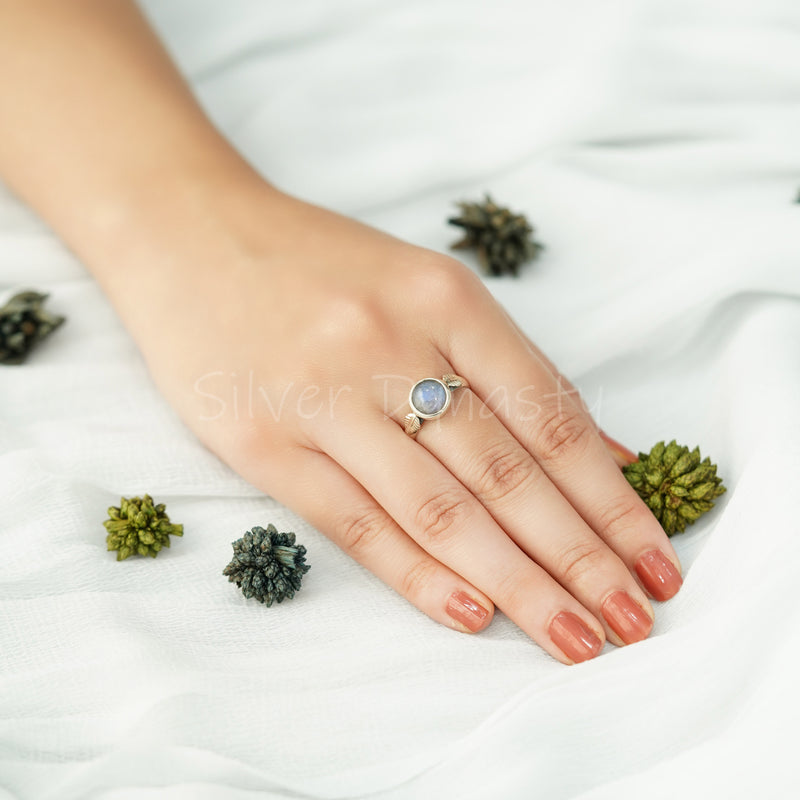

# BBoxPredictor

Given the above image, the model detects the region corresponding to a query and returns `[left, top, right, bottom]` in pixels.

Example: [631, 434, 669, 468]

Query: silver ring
[404, 374, 468, 436]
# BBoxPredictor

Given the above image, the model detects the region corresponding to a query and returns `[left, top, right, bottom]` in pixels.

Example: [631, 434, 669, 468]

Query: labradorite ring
[404, 374, 469, 436]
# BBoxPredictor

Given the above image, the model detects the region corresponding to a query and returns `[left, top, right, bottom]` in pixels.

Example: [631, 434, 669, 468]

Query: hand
[119, 186, 682, 664]
[0, 0, 680, 663]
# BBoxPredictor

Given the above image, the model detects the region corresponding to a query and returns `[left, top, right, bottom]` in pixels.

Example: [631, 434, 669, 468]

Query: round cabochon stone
[411, 379, 448, 417]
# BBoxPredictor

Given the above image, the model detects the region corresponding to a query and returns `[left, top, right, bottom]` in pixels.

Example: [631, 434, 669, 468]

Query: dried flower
[223, 524, 310, 606]
[448, 194, 543, 277]
[622, 441, 726, 536]
[0, 290, 65, 364]
[104, 495, 183, 560]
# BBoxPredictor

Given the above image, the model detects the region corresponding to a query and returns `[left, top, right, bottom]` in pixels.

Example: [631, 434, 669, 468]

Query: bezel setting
[408, 378, 452, 420]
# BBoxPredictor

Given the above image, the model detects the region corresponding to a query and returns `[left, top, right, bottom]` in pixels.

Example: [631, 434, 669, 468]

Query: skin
[0, 0, 681, 663]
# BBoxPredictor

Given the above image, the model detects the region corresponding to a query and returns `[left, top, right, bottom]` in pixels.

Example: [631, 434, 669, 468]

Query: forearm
[0, 0, 274, 296]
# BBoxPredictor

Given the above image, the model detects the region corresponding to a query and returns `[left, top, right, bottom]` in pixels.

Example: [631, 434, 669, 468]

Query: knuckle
[398, 558, 438, 603]
[533, 404, 592, 463]
[556, 540, 607, 586]
[225, 419, 292, 470]
[413, 488, 471, 544]
[595, 495, 645, 543]
[306, 292, 389, 353]
[338, 505, 390, 556]
[474, 442, 539, 504]
[401, 253, 481, 311]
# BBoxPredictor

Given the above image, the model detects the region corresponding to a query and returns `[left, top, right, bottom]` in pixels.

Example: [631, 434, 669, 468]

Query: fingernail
[602, 591, 653, 644]
[599, 430, 638, 466]
[635, 549, 683, 601]
[447, 591, 490, 633]
[549, 611, 603, 663]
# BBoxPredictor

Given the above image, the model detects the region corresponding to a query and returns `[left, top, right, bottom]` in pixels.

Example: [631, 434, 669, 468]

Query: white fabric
[2, 0, 799, 797]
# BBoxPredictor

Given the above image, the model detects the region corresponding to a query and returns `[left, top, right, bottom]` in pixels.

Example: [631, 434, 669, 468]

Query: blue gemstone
[411, 379, 448, 417]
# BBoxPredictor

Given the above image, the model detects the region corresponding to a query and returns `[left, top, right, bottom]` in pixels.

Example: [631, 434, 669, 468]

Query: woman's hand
[117, 186, 682, 664]
[0, 0, 681, 664]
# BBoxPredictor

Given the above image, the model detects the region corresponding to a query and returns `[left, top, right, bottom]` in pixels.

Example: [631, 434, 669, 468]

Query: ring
[404, 374, 469, 436]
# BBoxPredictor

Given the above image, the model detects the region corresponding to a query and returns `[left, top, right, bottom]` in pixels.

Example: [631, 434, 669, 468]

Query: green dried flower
[223, 524, 310, 606]
[104, 495, 183, 560]
[0, 290, 65, 364]
[448, 194, 543, 277]
[622, 440, 726, 536]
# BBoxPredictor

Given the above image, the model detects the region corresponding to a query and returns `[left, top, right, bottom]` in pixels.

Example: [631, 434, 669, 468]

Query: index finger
[446, 295, 683, 602]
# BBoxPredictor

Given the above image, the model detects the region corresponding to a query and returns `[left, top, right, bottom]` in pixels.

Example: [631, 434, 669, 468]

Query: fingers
[446, 303, 683, 602]
[506, 317, 638, 467]
[265, 445, 495, 634]
[312, 411, 606, 665]
[414, 388, 655, 647]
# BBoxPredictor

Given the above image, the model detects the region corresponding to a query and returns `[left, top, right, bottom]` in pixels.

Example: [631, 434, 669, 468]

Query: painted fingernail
[447, 591, 490, 633]
[602, 591, 653, 644]
[599, 430, 638, 466]
[635, 549, 683, 601]
[549, 612, 603, 663]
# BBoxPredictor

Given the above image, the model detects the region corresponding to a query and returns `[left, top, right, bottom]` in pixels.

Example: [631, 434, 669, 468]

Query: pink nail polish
[549, 612, 603, 663]
[602, 591, 653, 644]
[447, 591, 490, 632]
[599, 430, 638, 466]
[635, 549, 683, 601]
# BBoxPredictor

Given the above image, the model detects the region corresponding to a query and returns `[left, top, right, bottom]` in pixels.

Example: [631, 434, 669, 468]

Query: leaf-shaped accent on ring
[443, 374, 468, 390]
[404, 413, 422, 436]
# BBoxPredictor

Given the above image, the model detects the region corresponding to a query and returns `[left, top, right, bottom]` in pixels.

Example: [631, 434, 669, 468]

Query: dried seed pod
[104, 495, 184, 560]
[0, 291, 65, 364]
[622, 441, 726, 536]
[448, 194, 543, 277]
[223, 524, 310, 606]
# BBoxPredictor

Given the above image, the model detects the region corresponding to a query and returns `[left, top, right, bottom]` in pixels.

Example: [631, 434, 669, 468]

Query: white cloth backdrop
[2, 0, 799, 797]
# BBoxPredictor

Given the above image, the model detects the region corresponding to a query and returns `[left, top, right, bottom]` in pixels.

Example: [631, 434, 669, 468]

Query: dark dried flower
[223, 524, 310, 606]
[622, 440, 726, 536]
[104, 495, 184, 560]
[448, 194, 543, 277]
[0, 290, 65, 364]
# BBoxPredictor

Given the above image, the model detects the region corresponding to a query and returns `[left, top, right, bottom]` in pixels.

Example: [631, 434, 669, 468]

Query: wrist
[79, 151, 285, 296]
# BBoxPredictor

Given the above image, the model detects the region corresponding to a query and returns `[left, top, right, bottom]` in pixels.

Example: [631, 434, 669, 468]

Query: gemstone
[410, 379, 449, 417]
